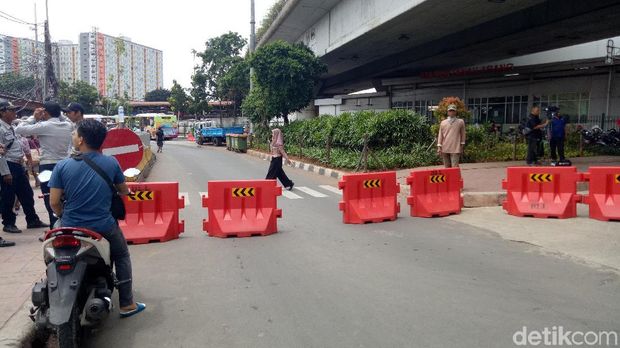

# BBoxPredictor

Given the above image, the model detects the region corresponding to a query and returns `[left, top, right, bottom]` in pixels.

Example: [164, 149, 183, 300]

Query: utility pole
[249, 0, 256, 91]
[43, 0, 58, 99]
[33, 3, 42, 101]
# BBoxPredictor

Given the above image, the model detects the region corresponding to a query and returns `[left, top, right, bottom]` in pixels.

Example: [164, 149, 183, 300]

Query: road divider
[120, 182, 185, 244]
[502, 167, 582, 219]
[338, 172, 400, 224]
[202, 180, 282, 238]
[582, 167, 620, 221]
[407, 168, 463, 218]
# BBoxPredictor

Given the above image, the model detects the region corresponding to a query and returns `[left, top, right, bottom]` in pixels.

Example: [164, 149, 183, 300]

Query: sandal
[120, 302, 146, 318]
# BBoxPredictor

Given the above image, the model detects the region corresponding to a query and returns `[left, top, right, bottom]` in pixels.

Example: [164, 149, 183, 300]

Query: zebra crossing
[179, 185, 341, 206]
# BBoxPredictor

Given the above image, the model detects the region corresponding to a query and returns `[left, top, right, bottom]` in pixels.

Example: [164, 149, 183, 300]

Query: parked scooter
[30, 168, 140, 347]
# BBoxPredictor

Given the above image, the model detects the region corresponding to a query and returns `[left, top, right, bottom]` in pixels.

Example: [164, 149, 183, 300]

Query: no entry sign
[101, 128, 144, 171]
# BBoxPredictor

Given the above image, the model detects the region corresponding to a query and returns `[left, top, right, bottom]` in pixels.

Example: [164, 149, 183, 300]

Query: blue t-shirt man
[49, 152, 124, 233]
[550, 115, 568, 139]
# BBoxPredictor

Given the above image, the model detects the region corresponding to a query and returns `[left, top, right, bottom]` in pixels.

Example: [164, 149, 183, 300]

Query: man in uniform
[0, 101, 48, 234]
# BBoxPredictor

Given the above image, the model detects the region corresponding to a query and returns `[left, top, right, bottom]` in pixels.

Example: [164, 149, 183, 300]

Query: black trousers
[39, 163, 58, 227]
[526, 137, 544, 164]
[550, 137, 565, 162]
[266, 156, 293, 187]
[1, 162, 41, 226]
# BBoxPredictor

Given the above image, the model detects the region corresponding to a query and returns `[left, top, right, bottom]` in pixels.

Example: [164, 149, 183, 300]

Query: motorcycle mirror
[123, 168, 141, 178]
[38, 170, 53, 183]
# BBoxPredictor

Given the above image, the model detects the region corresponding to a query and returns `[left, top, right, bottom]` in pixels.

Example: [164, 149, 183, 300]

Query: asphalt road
[84, 140, 620, 348]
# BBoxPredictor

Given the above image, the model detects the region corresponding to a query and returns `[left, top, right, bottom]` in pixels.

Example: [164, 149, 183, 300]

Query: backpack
[518, 117, 532, 136]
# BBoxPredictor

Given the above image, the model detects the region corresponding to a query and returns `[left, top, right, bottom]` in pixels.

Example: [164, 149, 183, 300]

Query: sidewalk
[0, 183, 49, 347]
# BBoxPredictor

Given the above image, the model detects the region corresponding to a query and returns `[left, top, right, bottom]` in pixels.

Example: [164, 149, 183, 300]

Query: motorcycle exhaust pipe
[84, 297, 111, 323]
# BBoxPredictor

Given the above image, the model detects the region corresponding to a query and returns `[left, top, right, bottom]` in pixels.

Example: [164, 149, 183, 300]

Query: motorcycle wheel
[56, 305, 81, 348]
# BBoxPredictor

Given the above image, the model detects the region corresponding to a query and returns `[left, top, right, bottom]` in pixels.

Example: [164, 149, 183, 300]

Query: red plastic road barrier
[582, 167, 620, 221]
[119, 182, 185, 244]
[406, 168, 463, 217]
[502, 167, 582, 219]
[202, 180, 282, 238]
[101, 128, 144, 171]
[338, 171, 400, 224]
[187, 132, 195, 142]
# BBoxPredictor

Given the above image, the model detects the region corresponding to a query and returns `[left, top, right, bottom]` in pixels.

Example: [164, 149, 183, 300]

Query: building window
[391, 101, 413, 110]
[468, 96, 528, 125]
[533, 92, 589, 124]
[414, 100, 435, 120]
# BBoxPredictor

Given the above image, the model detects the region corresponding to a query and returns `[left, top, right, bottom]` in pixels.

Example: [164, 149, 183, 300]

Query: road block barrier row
[407, 168, 463, 218]
[120, 182, 185, 244]
[502, 166, 620, 221]
[202, 180, 282, 238]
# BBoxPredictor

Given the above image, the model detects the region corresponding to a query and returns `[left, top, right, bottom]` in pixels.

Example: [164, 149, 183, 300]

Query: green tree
[0, 73, 37, 98]
[168, 80, 189, 116]
[58, 80, 100, 113]
[242, 84, 275, 128]
[256, 0, 287, 42]
[144, 88, 171, 102]
[195, 32, 247, 99]
[188, 68, 210, 116]
[249, 40, 326, 125]
[219, 58, 250, 114]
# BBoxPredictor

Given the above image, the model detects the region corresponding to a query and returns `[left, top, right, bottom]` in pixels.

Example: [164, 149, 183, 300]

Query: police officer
[0, 101, 48, 234]
[16, 101, 73, 227]
[0, 139, 14, 246]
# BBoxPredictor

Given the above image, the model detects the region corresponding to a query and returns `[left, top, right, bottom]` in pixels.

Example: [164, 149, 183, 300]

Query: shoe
[27, 221, 50, 229]
[287, 183, 295, 191]
[0, 238, 15, 247]
[3, 225, 22, 233]
[120, 302, 146, 318]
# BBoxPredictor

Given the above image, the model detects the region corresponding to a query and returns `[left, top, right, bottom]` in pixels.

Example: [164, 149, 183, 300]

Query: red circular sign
[101, 128, 144, 171]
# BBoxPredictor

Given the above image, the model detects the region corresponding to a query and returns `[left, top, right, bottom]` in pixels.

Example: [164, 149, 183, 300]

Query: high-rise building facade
[53, 40, 80, 84]
[79, 30, 163, 100]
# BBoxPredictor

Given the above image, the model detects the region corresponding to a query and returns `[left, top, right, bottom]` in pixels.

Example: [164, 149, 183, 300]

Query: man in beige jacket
[437, 104, 466, 168]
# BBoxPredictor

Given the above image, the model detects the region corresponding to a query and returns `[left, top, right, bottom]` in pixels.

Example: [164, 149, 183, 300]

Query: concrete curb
[247, 149, 348, 180]
[246, 149, 509, 208]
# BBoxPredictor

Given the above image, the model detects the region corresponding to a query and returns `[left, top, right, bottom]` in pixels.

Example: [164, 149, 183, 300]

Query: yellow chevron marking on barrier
[529, 173, 553, 183]
[615, 174, 620, 184]
[232, 187, 256, 197]
[363, 180, 382, 188]
[128, 191, 154, 201]
[429, 175, 447, 184]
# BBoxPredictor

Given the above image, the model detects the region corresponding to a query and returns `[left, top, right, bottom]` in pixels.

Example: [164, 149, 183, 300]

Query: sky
[0, 0, 273, 89]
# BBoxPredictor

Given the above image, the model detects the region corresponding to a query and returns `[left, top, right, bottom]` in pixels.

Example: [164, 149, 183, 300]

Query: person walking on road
[16, 101, 73, 227]
[0, 101, 48, 234]
[156, 127, 164, 153]
[547, 106, 568, 163]
[49, 119, 146, 317]
[437, 104, 466, 168]
[266, 128, 294, 190]
[524, 106, 548, 166]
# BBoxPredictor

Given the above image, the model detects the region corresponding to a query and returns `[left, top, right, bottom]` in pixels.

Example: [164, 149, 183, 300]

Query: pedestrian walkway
[179, 185, 343, 205]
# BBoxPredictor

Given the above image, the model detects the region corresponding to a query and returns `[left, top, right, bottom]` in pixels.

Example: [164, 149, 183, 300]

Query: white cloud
[0, 0, 273, 90]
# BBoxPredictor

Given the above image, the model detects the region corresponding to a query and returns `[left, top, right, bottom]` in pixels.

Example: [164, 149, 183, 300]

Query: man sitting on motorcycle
[48, 119, 146, 318]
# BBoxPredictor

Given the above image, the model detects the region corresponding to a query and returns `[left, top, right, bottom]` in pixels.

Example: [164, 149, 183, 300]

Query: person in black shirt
[525, 106, 548, 166]
[156, 127, 164, 153]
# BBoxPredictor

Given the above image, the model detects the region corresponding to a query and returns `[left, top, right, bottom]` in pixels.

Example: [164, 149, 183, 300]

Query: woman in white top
[265, 128, 294, 190]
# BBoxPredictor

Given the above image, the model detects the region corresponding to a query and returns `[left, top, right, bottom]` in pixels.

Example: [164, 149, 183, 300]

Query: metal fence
[581, 114, 620, 130]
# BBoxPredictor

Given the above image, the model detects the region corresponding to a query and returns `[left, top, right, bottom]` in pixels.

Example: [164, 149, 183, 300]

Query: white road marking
[296, 186, 328, 198]
[179, 192, 189, 206]
[102, 144, 140, 156]
[282, 190, 303, 199]
[319, 185, 342, 195]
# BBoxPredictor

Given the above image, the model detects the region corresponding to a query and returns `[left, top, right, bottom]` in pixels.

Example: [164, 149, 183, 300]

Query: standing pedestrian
[16, 101, 73, 227]
[0, 141, 14, 247]
[156, 127, 164, 153]
[524, 106, 548, 166]
[547, 106, 568, 164]
[62, 102, 85, 124]
[437, 104, 467, 168]
[265, 128, 294, 190]
[0, 101, 48, 234]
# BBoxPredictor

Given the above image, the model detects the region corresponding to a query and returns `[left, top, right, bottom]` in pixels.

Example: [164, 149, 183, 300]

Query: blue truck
[194, 121, 244, 146]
